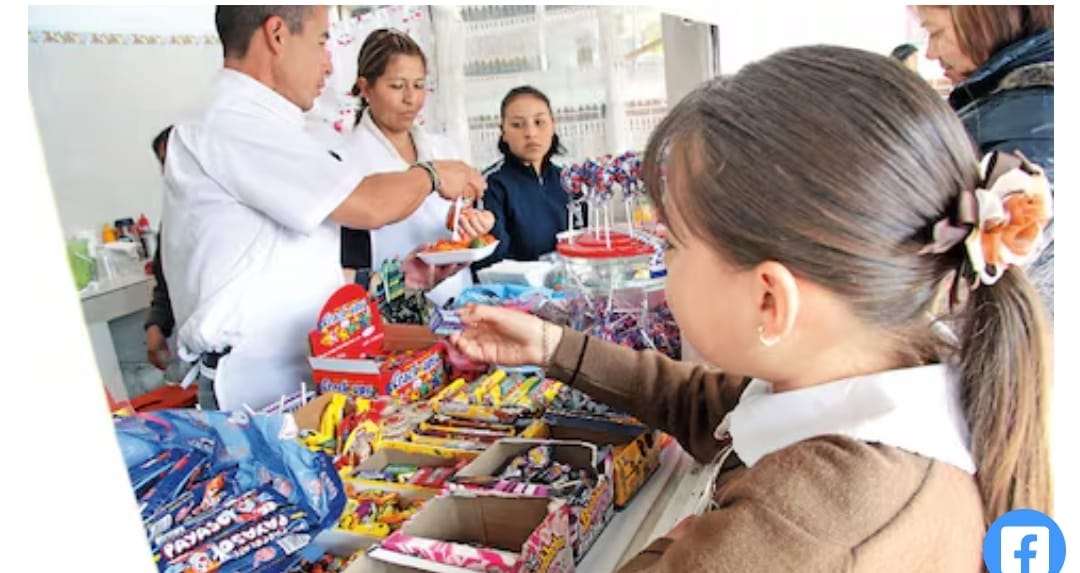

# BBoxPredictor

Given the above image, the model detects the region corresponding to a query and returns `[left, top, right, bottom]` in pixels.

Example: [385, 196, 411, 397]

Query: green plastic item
[67, 237, 95, 290]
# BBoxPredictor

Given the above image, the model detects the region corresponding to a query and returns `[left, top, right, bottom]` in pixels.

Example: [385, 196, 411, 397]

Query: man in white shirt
[162, 6, 485, 410]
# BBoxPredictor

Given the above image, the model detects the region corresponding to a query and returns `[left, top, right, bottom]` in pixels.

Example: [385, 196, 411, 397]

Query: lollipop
[560, 164, 587, 241]
[579, 159, 605, 239]
[560, 164, 585, 198]
[621, 152, 645, 197]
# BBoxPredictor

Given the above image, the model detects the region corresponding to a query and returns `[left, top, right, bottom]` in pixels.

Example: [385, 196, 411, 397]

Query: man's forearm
[331, 167, 431, 229]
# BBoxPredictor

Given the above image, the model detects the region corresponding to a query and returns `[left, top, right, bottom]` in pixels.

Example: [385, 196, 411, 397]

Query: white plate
[416, 240, 499, 266]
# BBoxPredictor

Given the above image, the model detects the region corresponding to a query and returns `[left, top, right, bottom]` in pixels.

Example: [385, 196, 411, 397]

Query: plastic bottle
[102, 224, 118, 243]
[138, 213, 157, 260]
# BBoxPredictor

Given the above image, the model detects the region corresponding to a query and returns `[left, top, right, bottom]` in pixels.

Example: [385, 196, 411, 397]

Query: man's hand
[146, 325, 171, 370]
[432, 161, 486, 202]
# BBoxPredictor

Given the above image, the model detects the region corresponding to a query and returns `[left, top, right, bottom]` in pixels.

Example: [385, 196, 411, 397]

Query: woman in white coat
[342, 28, 494, 297]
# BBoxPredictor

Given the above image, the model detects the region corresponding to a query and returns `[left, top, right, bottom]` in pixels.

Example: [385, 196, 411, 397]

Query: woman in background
[917, 5, 1053, 314]
[473, 86, 575, 272]
[341, 28, 494, 292]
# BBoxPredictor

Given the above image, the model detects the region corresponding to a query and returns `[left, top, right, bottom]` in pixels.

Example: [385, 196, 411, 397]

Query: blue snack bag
[115, 409, 346, 535]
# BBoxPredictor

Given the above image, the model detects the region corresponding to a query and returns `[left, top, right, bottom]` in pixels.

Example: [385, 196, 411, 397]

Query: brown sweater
[546, 329, 986, 573]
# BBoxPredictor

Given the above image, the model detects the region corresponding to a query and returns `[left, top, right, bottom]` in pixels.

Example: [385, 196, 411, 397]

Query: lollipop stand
[554, 152, 681, 360]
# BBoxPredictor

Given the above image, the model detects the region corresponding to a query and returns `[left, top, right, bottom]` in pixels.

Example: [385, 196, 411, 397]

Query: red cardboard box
[309, 285, 447, 402]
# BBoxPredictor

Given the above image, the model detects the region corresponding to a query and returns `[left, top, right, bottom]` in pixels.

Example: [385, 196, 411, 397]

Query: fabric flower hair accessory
[921, 150, 1052, 301]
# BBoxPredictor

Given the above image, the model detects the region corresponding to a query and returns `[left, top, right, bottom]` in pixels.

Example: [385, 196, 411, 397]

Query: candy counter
[107, 151, 714, 572]
[108, 272, 710, 573]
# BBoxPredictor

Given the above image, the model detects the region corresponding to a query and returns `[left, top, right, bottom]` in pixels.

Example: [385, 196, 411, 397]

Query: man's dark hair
[890, 43, 919, 62]
[215, 6, 311, 58]
[152, 125, 174, 165]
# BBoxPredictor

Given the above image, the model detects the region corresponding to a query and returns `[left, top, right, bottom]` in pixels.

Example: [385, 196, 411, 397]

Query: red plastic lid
[556, 231, 655, 259]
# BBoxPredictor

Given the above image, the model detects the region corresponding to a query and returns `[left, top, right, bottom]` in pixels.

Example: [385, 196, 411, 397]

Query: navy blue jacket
[473, 157, 577, 271]
[950, 29, 1054, 313]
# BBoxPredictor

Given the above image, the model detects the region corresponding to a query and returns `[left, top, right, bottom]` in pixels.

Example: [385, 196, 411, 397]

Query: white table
[79, 274, 154, 402]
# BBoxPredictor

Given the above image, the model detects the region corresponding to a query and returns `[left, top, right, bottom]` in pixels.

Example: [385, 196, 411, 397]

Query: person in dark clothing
[917, 5, 1054, 314]
[473, 86, 578, 272]
[146, 126, 177, 370]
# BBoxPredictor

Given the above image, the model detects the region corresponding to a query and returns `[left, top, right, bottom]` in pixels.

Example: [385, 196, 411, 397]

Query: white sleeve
[203, 121, 359, 235]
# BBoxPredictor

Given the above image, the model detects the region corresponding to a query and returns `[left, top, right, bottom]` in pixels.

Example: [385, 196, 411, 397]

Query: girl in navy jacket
[473, 86, 582, 271]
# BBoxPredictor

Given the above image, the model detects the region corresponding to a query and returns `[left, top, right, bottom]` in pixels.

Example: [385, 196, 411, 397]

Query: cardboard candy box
[450, 439, 615, 562]
[365, 493, 574, 573]
[431, 370, 563, 424]
[309, 285, 448, 402]
[315, 480, 436, 558]
[347, 448, 469, 493]
[535, 413, 664, 509]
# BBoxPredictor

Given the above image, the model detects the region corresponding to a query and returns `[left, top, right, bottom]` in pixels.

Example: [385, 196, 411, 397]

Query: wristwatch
[412, 161, 440, 193]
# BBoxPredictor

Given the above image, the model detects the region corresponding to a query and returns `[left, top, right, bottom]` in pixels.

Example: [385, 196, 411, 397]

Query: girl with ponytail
[447, 45, 1053, 571]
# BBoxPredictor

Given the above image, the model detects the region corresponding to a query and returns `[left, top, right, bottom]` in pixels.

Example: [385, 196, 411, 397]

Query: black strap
[201, 347, 232, 368]
[568, 335, 589, 386]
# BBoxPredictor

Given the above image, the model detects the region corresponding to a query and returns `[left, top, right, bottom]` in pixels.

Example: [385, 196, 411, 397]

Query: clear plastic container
[550, 231, 681, 359]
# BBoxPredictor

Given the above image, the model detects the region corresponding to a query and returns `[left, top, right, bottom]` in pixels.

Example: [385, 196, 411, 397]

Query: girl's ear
[753, 261, 800, 346]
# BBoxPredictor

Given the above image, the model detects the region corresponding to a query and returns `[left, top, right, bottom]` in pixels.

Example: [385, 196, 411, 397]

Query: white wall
[28, 5, 216, 35]
[713, 2, 911, 74]
[28, 6, 221, 237]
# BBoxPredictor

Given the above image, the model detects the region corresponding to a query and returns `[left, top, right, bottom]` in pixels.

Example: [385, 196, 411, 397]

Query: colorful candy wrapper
[155, 486, 292, 564]
[157, 496, 313, 573]
[146, 468, 241, 546]
[130, 449, 188, 499]
[528, 445, 552, 469]
[379, 531, 523, 573]
[429, 307, 465, 336]
[140, 450, 211, 518]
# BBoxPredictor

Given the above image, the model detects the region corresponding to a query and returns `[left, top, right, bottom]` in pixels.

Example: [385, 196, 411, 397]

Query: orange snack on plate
[423, 235, 496, 253]
[445, 206, 477, 232]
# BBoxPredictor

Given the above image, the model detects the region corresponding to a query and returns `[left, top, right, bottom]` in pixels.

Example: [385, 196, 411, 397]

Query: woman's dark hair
[352, 28, 427, 126]
[642, 45, 1052, 525]
[498, 85, 565, 165]
[891, 43, 919, 62]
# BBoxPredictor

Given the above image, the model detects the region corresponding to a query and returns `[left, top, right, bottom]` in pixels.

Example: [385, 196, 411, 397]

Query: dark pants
[196, 350, 228, 410]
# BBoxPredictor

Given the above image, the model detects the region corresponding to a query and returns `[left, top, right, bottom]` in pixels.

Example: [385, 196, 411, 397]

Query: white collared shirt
[162, 69, 360, 410]
[715, 364, 976, 474]
[341, 110, 472, 298]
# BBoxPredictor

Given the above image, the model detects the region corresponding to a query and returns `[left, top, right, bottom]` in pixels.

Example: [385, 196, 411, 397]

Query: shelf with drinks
[462, 48, 663, 82]
[466, 99, 669, 171]
[466, 93, 666, 128]
[459, 5, 596, 35]
[464, 56, 543, 78]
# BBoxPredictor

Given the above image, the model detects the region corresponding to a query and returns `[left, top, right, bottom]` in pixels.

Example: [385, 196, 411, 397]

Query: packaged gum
[160, 509, 313, 573]
[130, 449, 188, 499]
[145, 468, 241, 546]
[154, 486, 293, 565]
[140, 451, 211, 518]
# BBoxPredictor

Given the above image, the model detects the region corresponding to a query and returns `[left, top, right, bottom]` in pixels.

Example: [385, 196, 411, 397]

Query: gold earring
[758, 325, 780, 347]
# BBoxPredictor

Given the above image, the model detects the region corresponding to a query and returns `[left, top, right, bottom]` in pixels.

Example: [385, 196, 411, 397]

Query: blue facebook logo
[984, 509, 1066, 573]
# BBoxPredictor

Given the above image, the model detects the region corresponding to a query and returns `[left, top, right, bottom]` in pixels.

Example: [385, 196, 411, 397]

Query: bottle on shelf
[137, 213, 155, 260]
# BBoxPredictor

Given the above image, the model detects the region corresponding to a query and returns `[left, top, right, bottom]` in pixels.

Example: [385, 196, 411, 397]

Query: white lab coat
[342, 110, 473, 299]
[163, 69, 359, 411]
